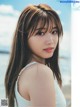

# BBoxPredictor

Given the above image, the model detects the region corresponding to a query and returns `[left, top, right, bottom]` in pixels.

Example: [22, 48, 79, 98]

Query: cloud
[0, 5, 20, 49]
[0, 4, 20, 16]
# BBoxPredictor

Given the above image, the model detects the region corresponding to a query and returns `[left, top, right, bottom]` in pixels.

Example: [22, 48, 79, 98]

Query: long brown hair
[5, 4, 63, 107]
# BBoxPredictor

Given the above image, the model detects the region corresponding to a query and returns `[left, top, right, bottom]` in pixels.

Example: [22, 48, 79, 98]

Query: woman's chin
[44, 53, 54, 59]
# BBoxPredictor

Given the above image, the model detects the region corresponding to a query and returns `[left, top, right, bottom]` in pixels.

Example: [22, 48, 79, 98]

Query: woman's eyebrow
[35, 26, 57, 31]
[35, 28, 46, 30]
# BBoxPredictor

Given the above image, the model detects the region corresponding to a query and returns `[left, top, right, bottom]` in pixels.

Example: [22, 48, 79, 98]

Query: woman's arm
[28, 64, 56, 107]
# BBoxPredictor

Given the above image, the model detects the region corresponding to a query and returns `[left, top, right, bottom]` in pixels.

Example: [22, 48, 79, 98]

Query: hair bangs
[28, 12, 57, 37]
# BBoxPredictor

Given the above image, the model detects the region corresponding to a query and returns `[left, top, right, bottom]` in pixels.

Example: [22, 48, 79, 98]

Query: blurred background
[0, 0, 71, 107]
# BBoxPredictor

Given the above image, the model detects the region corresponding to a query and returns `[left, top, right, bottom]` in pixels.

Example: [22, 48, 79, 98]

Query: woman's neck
[31, 54, 45, 64]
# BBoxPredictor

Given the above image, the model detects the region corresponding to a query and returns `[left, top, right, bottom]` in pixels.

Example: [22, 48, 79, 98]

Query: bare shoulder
[20, 63, 53, 81]
[29, 62, 54, 85]
[36, 63, 54, 77]
[18, 63, 55, 106]
[28, 63, 55, 106]
[18, 63, 54, 88]
[24, 62, 54, 81]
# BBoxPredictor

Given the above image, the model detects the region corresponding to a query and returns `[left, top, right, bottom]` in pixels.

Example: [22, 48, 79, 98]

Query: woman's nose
[46, 34, 54, 44]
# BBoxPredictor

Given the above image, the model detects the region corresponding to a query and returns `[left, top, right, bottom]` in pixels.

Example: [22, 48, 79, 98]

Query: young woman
[5, 4, 66, 107]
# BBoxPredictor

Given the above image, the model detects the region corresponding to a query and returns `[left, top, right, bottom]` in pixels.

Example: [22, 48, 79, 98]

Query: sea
[0, 52, 71, 99]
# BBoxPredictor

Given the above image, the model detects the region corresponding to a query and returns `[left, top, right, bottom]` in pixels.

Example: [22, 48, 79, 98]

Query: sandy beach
[62, 83, 71, 107]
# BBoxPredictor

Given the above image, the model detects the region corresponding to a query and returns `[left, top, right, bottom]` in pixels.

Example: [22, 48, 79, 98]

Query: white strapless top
[15, 62, 66, 107]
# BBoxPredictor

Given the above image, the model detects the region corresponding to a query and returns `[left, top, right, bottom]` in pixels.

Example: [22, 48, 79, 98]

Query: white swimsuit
[15, 62, 66, 107]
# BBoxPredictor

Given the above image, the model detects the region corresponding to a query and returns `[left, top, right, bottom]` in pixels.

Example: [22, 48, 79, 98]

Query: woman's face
[28, 24, 58, 59]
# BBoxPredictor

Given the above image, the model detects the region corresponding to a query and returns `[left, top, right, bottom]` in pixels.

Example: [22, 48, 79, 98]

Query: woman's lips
[43, 47, 54, 53]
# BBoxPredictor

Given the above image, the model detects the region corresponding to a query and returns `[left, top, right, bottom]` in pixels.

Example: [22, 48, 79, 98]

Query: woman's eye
[52, 30, 58, 35]
[36, 31, 45, 36]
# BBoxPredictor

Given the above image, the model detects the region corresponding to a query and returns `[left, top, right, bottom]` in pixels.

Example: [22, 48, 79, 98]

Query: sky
[0, 0, 71, 55]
